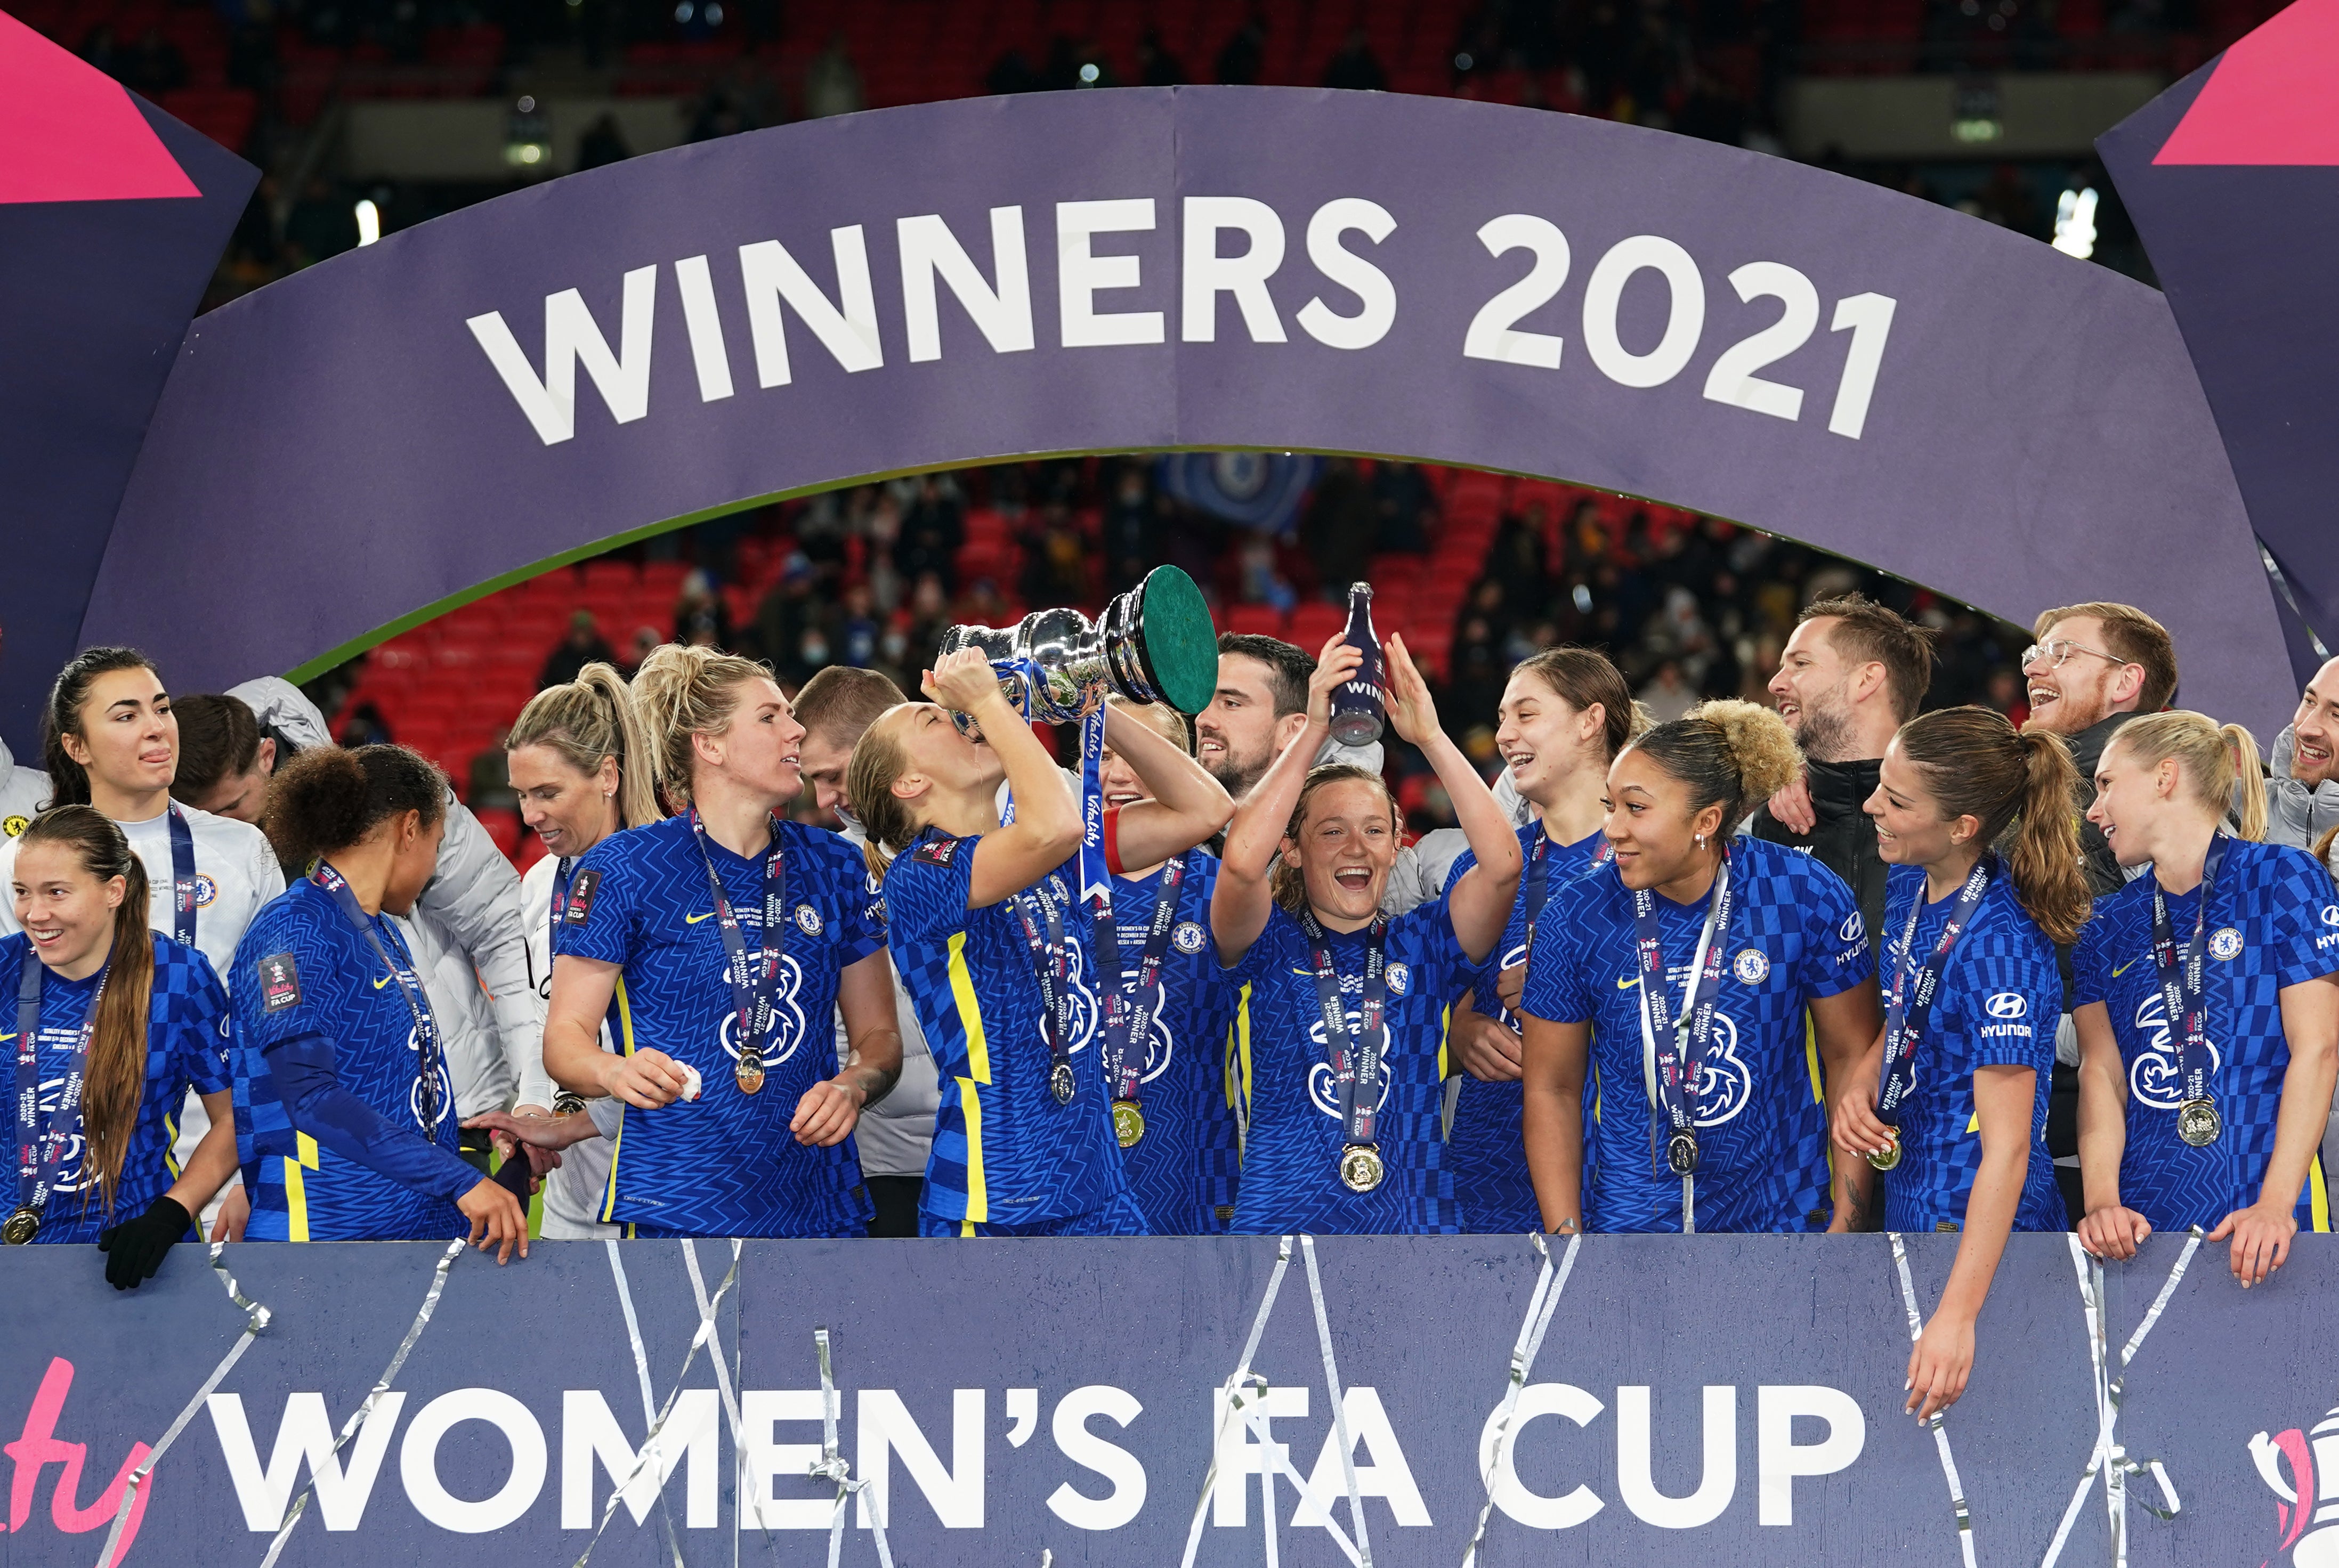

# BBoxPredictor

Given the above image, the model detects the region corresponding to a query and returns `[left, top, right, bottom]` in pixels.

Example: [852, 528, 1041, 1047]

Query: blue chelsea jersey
[1520, 836, 1874, 1234]
[1875, 864, 2064, 1234]
[1444, 823, 1610, 1234]
[232, 878, 475, 1241]
[884, 832, 1134, 1228]
[1108, 851, 1243, 1235]
[2071, 838, 2339, 1233]
[1229, 890, 1472, 1237]
[3, 932, 229, 1245]
[558, 815, 884, 1238]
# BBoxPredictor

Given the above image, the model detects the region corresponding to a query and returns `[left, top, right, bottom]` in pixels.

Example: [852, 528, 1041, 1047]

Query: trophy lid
[1134, 566, 1220, 717]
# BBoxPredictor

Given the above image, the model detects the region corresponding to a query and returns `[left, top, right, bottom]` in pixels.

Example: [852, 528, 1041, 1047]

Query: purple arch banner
[82, 88, 2289, 733]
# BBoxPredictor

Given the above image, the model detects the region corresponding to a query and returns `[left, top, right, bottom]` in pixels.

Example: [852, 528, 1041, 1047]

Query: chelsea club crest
[1172, 920, 1208, 955]
[2208, 927, 2243, 962]
[1732, 948, 1770, 985]
[795, 904, 824, 936]
[1386, 962, 1411, 996]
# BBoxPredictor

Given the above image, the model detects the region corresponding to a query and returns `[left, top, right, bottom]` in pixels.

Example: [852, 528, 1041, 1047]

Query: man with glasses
[2021, 601, 2178, 896]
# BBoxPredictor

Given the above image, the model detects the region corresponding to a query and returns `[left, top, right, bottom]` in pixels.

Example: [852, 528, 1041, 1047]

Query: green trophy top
[1136, 566, 1220, 717]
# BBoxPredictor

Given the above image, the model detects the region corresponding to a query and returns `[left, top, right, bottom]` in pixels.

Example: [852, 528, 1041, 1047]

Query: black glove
[96, 1195, 192, 1290]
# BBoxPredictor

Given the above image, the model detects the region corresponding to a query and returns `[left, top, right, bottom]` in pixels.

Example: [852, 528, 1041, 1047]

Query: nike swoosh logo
[1616, 975, 1639, 990]
[2110, 958, 2140, 978]
[374, 974, 394, 989]
[686, 912, 716, 925]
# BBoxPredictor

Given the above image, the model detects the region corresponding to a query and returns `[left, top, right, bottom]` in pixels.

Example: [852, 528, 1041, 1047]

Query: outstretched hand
[1382, 634, 1439, 745]
[1307, 634, 1364, 732]
[924, 646, 1007, 715]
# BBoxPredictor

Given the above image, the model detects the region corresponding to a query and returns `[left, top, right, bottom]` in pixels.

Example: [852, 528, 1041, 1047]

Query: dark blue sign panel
[1, 1236, 2330, 1568]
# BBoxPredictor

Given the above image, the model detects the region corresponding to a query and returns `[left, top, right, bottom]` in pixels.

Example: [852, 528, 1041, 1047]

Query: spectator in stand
[1300, 458, 1373, 598]
[1323, 26, 1389, 91]
[836, 582, 881, 670]
[1215, 9, 1268, 83]
[895, 475, 964, 594]
[1019, 499, 1088, 608]
[802, 33, 864, 118]
[78, 21, 123, 79]
[541, 610, 618, 692]
[674, 568, 732, 651]
[577, 113, 632, 169]
[1986, 668, 2030, 727]
[1638, 659, 1699, 725]
[1103, 462, 1159, 596]
[1372, 461, 1434, 554]
[1138, 27, 1189, 85]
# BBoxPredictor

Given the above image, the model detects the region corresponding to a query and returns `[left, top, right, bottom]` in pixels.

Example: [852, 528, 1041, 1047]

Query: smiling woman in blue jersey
[1211, 633, 1521, 1236]
[1519, 701, 1881, 1237]
[2071, 712, 2339, 1289]
[845, 648, 1233, 1238]
[4, 807, 241, 1286]
[1440, 648, 1642, 1234]
[541, 645, 901, 1240]
[1093, 698, 1243, 1234]
[231, 746, 529, 1261]
[1828, 707, 2089, 1421]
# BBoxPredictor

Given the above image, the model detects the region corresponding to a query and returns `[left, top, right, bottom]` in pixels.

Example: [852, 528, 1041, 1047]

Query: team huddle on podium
[5, 576, 2335, 1423]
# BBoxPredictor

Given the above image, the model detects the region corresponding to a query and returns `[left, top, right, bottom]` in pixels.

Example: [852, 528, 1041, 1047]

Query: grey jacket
[2263, 725, 2339, 873]
[836, 820, 940, 1178]
[232, 678, 537, 1114]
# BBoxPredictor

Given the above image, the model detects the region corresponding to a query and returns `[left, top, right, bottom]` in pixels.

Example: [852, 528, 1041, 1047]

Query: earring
[1695, 834, 1706, 848]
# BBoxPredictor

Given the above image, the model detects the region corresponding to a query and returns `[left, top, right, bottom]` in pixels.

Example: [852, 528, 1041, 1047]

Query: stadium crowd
[4, 459, 2337, 1417]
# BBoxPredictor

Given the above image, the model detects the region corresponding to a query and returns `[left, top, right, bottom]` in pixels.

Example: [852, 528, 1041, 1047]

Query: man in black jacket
[1749, 595, 1936, 942]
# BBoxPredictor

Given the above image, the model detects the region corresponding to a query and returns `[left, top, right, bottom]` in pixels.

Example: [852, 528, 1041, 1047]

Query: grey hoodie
[231, 678, 537, 1115]
[2263, 725, 2339, 873]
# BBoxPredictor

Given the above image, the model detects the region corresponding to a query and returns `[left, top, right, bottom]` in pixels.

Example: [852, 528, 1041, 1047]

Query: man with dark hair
[1750, 595, 1936, 940]
[2022, 600, 2177, 896]
[791, 663, 939, 1239]
[2264, 655, 2339, 870]
[1195, 632, 1317, 799]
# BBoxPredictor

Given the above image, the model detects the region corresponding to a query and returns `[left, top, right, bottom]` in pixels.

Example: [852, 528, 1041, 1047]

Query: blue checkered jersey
[231, 878, 475, 1241]
[1228, 891, 1471, 1236]
[1875, 864, 2065, 1234]
[884, 831, 1134, 1228]
[2071, 838, 2339, 1232]
[557, 814, 883, 1238]
[1106, 852, 1243, 1234]
[1520, 836, 1874, 1233]
[1443, 824, 1610, 1234]
[3, 933, 228, 1244]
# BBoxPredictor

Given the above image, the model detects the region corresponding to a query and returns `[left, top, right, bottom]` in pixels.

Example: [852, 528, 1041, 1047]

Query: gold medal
[2, 1206, 39, 1245]
[734, 1049, 766, 1096]
[1112, 1100, 1145, 1148]
[1338, 1144, 1385, 1192]
[2176, 1097, 2220, 1148]
[1865, 1139, 1902, 1172]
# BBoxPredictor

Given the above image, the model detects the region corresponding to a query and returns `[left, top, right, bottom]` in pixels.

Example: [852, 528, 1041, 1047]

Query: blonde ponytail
[632, 644, 773, 804]
[2110, 711, 2264, 841]
[507, 661, 662, 828]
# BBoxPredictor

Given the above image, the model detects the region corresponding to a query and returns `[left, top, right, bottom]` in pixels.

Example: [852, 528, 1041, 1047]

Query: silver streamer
[91, 1242, 274, 1568]
[810, 1325, 894, 1568]
[1460, 1230, 1582, 1568]
[1179, 1236, 1307, 1568]
[1888, 1232, 1977, 1568]
[2038, 1228, 2203, 1568]
[569, 1241, 742, 1568]
[260, 1238, 464, 1568]
[1299, 1235, 1375, 1568]
[604, 1242, 692, 1568]
[678, 1240, 779, 1564]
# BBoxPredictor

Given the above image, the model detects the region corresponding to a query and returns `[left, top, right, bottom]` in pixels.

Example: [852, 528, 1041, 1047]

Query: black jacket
[1747, 757, 1888, 943]
[2061, 711, 2145, 899]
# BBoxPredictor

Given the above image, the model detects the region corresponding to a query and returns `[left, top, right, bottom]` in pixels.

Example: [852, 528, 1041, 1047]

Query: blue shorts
[918, 1190, 1150, 1238]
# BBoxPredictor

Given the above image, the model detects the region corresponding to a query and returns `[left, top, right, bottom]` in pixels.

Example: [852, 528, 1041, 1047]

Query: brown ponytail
[19, 806, 155, 1218]
[1894, 707, 2090, 946]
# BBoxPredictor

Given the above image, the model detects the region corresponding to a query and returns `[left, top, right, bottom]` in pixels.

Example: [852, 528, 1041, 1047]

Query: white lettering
[856, 1388, 984, 1529]
[1581, 235, 1704, 389]
[1181, 196, 1287, 344]
[559, 1388, 717, 1530]
[1046, 1385, 1146, 1530]
[466, 265, 657, 445]
[207, 1391, 404, 1532]
[1615, 1384, 1735, 1529]
[1211, 1384, 1307, 1526]
[1056, 199, 1164, 347]
[1290, 1387, 1431, 1529]
[673, 254, 735, 402]
[398, 1388, 548, 1534]
[740, 1390, 830, 1529]
[1476, 1383, 1605, 1530]
[897, 208, 1034, 362]
[739, 228, 884, 387]
[1296, 197, 1397, 351]
[1756, 1385, 1865, 1526]
[1463, 214, 1569, 369]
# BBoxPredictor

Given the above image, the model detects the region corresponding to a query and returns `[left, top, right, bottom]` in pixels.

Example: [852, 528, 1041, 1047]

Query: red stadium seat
[1224, 604, 1288, 638]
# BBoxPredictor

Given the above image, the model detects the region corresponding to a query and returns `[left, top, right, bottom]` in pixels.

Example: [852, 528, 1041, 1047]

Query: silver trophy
[938, 565, 1219, 733]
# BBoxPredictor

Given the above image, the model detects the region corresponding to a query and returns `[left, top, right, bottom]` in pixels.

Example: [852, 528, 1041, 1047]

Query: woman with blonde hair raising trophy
[2073, 711, 2338, 1287]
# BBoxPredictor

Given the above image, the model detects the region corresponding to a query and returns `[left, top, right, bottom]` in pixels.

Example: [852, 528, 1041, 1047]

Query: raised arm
[1210, 637, 1360, 964]
[1383, 634, 1520, 963]
[923, 650, 1083, 909]
[1104, 701, 1234, 868]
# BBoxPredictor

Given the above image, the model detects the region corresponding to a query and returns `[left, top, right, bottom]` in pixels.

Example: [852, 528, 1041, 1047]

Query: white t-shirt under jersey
[517, 850, 618, 1239]
[0, 800, 284, 1223]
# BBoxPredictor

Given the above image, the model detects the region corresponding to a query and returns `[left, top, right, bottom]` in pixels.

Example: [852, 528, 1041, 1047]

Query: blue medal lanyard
[687, 809, 788, 1093]
[2150, 834, 2229, 1139]
[1099, 853, 1185, 1107]
[311, 860, 446, 1135]
[1873, 858, 1993, 1141]
[1005, 701, 1116, 1107]
[1299, 909, 1391, 1155]
[164, 804, 198, 948]
[1630, 854, 1733, 1232]
[12, 951, 110, 1237]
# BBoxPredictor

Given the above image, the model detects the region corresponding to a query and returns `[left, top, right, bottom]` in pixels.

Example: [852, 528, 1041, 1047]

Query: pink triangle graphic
[0, 7, 200, 203]
[2155, 0, 2339, 164]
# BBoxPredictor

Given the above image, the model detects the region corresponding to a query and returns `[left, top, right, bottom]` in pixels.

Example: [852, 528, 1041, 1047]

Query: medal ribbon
[15, 952, 108, 1224]
[1631, 857, 1733, 1161]
[1098, 852, 1185, 1104]
[166, 803, 198, 949]
[2149, 834, 2228, 1110]
[1299, 909, 1390, 1149]
[1874, 857, 1994, 1128]
[687, 809, 789, 1069]
[1009, 873, 1078, 1083]
[312, 860, 447, 1133]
